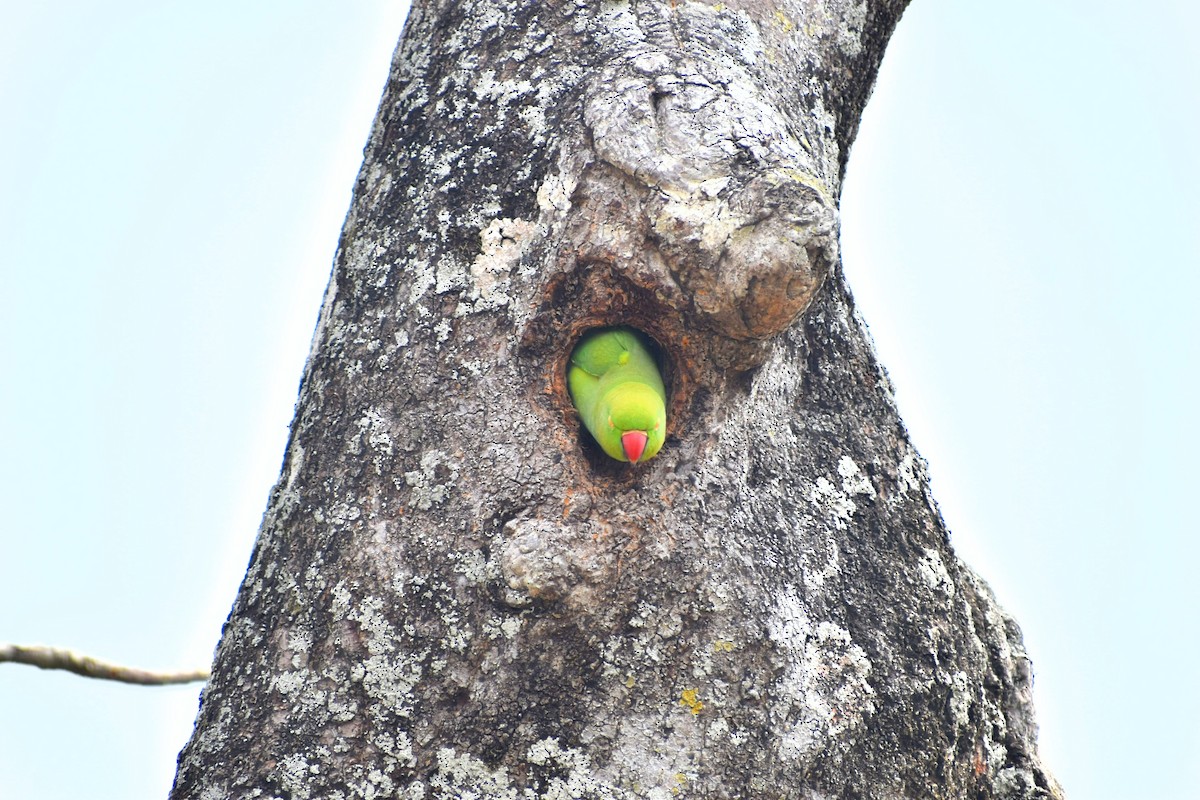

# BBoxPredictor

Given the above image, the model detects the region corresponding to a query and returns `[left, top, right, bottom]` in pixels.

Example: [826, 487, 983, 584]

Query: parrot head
[602, 382, 665, 463]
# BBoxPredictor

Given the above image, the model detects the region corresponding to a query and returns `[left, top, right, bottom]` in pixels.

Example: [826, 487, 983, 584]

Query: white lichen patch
[324, 501, 363, 529]
[836, 0, 868, 57]
[836, 455, 876, 499]
[452, 547, 490, 586]
[330, 580, 354, 618]
[393, 730, 417, 769]
[518, 97, 548, 140]
[465, 217, 543, 312]
[362, 767, 397, 799]
[690, 644, 715, 680]
[434, 319, 453, 343]
[655, 612, 684, 641]
[801, 536, 842, 594]
[604, 712, 705, 800]
[278, 753, 323, 798]
[627, 601, 657, 630]
[327, 691, 358, 724]
[330, 589, 426, 726]
[263, 586, 426, 766]
[271, 668, 310, 698]
[500, 615, 524, 639]
[403, 450, 459, 510]
[917, 547, 955, 598]
[473, 69, 536, 117]
[287, 628, 312, 660]
[896, 449, 922, 496]
[435, 254, 468, 297]
[407, 258, 436, 307]
[438, 603, 473, 654]
[353, 655, 422, 723]
[767, 589, 876, 764]
[456, 358, 488, 379]
[948, 670, 972, 731]
[431, 748, 519, 800]
[808, 457, 874, 525]
[527, 737, 622, 800]
[356, 408, 395, 475]
[809, 476, 857, 525]
[536, 171, 576, 217]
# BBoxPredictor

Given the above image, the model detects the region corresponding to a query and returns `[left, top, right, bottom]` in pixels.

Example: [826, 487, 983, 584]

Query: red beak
[621, 430, 649, 463]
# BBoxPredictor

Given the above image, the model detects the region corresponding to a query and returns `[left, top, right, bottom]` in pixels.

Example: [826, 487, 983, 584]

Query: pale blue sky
[2, 2, 1196, 798]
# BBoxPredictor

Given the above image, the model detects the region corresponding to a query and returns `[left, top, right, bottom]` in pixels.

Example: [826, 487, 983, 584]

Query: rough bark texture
[173, 1, 1063, 798]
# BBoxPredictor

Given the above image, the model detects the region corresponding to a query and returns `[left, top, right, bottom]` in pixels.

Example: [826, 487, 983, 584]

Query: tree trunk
[172, 1, 1062, 798]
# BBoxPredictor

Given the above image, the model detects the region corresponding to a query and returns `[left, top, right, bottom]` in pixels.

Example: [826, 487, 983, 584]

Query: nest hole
[572, 324, 671, 476]
[526, 263, 698, 479]
[557, 322, 689, 479]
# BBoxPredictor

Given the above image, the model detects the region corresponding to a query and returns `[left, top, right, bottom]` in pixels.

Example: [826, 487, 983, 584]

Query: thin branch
[0, 643, 209, 685]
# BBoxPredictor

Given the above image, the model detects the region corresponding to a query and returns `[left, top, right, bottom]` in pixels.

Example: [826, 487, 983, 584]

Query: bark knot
[581, 38, 838, 345]
[496, 517, 616, 608]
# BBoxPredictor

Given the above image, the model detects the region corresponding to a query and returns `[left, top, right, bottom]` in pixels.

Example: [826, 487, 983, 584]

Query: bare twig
[0, 643, 209, 685]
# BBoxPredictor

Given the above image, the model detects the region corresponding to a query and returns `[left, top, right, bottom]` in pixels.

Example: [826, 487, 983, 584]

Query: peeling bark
[172, 1, 1063, 798]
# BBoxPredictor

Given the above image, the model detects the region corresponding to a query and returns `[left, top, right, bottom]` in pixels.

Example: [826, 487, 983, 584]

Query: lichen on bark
[172, 2, 1063, 798]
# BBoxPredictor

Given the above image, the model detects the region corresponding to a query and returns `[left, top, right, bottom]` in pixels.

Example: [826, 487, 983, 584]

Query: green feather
[568, 327, 667, 463]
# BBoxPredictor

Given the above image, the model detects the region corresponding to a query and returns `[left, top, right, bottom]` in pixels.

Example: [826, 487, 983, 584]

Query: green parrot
[567, 326, 667, 464]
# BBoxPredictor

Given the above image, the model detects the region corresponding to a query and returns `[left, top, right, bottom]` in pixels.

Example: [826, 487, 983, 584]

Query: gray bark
[172, 1, 1063, 798]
